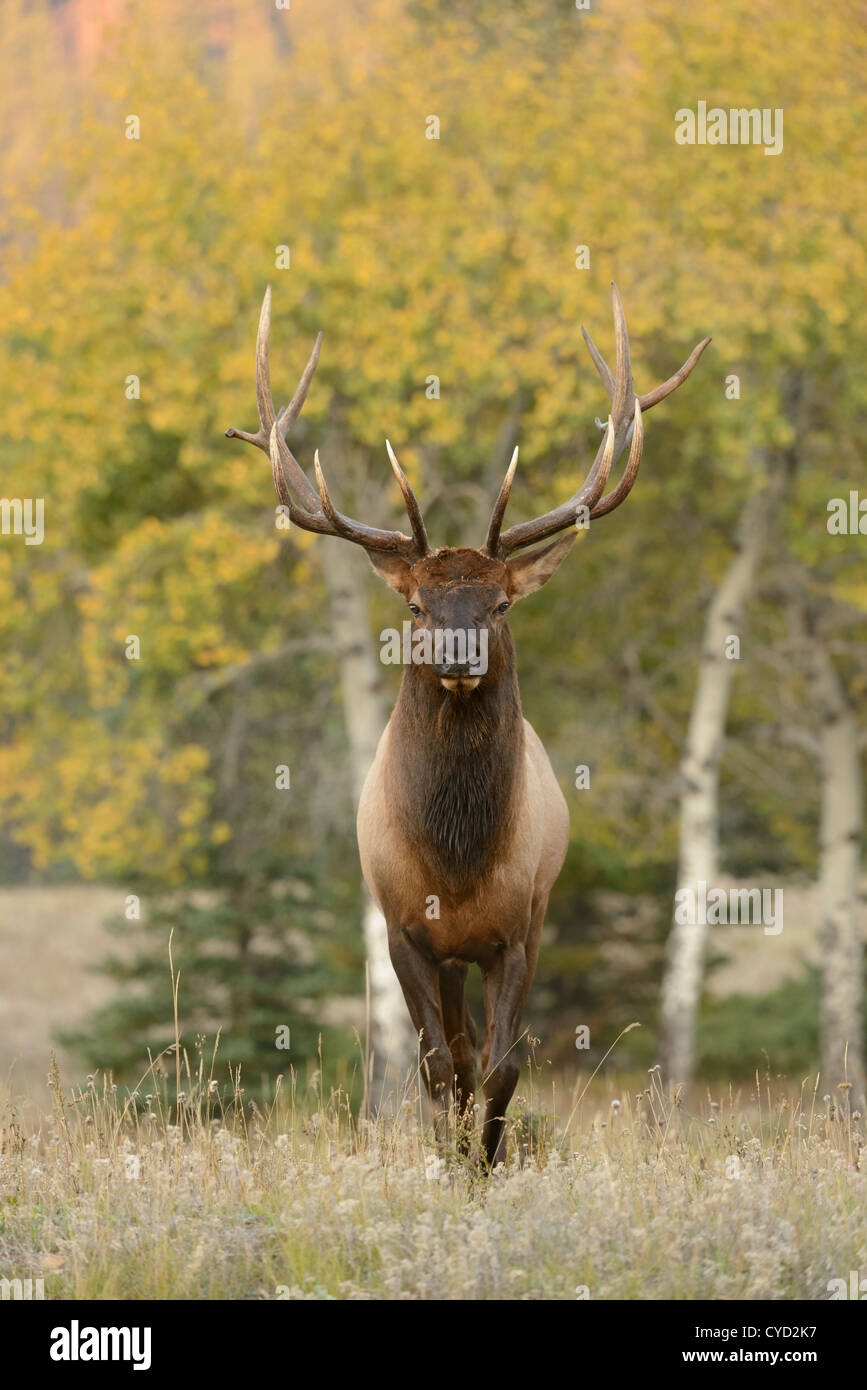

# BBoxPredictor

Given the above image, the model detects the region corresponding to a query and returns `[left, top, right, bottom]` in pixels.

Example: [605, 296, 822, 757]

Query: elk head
[226, 284, 711, 692]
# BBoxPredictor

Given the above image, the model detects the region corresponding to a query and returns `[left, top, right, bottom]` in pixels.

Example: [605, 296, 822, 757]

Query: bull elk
[227, 285, 709, 1167]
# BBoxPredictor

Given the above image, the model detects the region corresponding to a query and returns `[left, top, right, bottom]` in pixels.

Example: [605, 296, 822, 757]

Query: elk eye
[494, 601, 510, 615]
[408, 603, 422, 617]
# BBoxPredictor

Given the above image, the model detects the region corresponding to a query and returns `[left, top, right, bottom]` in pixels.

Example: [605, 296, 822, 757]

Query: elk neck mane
[387, 628, 525, 889]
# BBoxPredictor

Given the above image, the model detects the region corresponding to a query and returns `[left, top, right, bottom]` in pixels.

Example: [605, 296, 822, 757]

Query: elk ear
[505, 531, 577, 601]
[366, 550, 416, 599]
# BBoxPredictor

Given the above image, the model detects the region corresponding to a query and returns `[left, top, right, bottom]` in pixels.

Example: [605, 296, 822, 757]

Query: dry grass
[1, 1042, 864, 1301]
[1, 891, 863, 1301]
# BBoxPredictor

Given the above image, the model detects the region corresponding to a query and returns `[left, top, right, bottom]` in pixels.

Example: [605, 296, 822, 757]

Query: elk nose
[435, 660, 472, 678]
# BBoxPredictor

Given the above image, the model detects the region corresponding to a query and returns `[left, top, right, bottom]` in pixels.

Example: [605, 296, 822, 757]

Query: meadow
[2, 1044, 864, 1302]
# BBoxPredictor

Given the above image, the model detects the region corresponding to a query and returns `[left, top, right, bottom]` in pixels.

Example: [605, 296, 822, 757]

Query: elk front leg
[481, 941, 528, 1169]
[388, 927, 454, 1142]
[439, 961, 477, 1153]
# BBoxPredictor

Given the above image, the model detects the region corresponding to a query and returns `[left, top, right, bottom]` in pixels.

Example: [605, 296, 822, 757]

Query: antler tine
[488, 414, 616, 558]
[224, 289, 273, 449]
[580, 284, 634, 438]
[312, 448, 356, 540]
[590, 398, 643, 518]
[483, 446, 519, 556]
[230, 289, 429, 560]
[226, 285, 322, 515]
[386, 440, 431, 556]
[265, 427, 332, 537]
[581, 324, 615, 399]
[493, 285, 709, 557]
[255, 291, 321, 514]
[610, 282, 633, 426]
[638, 335, 712, 410]
[584, 311, 711, 417]
[254, 283, 276, 442]
[306, 441, 420, 558]
[489, 285, 631, 558]
[225, 285, 279, 449]
[277, 330, 323, 433]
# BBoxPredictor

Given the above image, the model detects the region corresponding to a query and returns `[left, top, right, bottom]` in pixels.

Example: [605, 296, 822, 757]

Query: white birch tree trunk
[811, 639, 865, 1106]
[320, 541, 415, 1086]
[659, 480, 778, 1085]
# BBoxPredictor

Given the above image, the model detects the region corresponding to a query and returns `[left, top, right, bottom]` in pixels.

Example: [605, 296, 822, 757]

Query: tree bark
[659, 478, 779, 1085]
[320, 541, 415, 1088]
[811, 636, 865, 1106]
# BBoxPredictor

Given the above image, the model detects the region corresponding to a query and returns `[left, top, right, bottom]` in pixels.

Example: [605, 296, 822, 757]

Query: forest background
[0, 0, 864, 1106]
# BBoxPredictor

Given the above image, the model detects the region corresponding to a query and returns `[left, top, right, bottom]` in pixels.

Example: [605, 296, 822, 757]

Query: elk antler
[226, 286, 430, 561]
[484, 283, 711, 558]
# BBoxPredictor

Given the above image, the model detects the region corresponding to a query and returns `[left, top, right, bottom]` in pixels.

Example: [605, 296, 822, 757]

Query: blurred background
[0, 0, 864, 1106]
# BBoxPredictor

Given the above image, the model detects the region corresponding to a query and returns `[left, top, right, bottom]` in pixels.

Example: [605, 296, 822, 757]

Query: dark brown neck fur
[387, 628, 525, 892]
